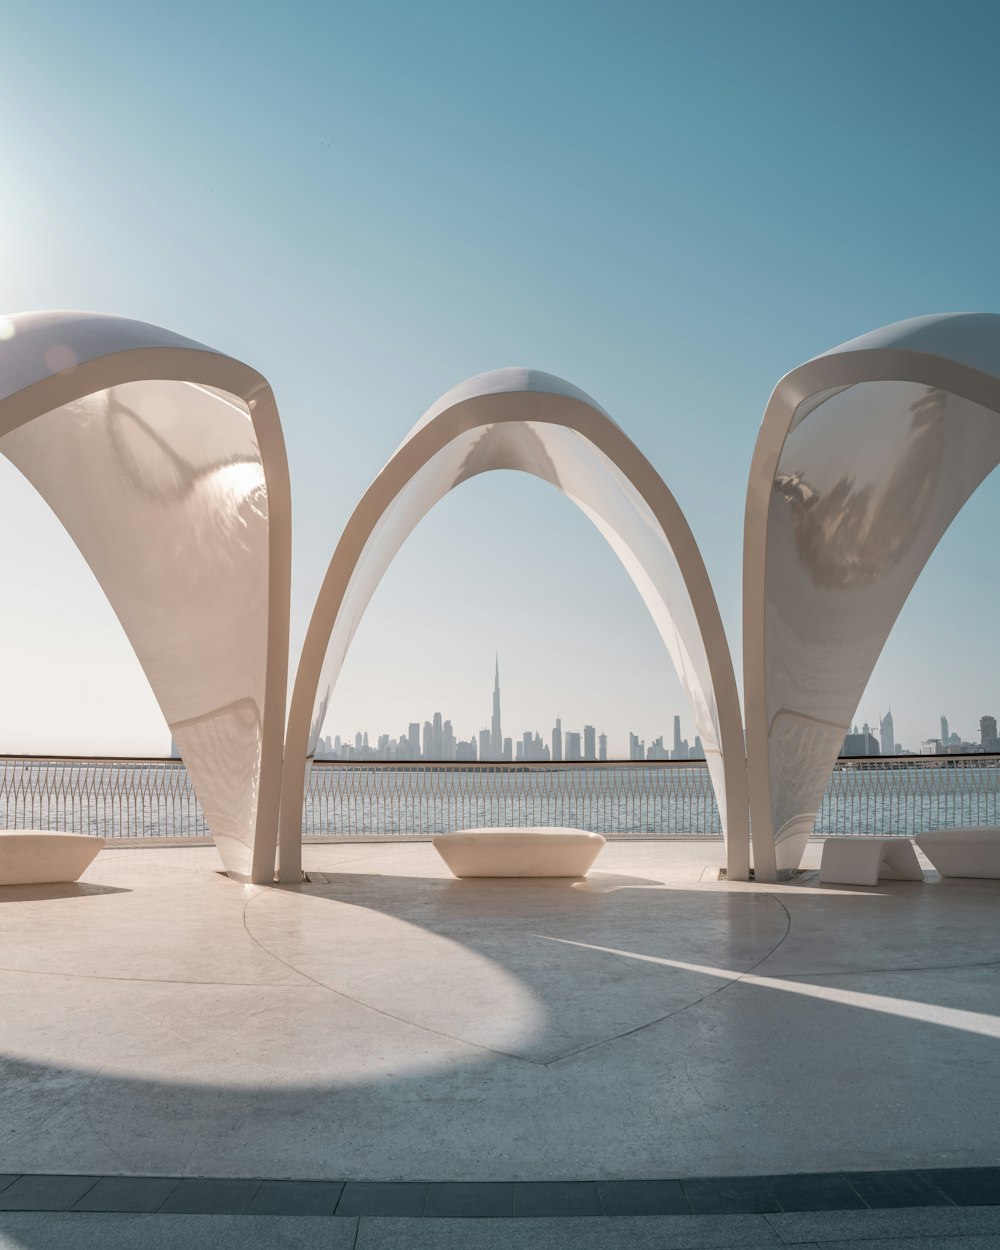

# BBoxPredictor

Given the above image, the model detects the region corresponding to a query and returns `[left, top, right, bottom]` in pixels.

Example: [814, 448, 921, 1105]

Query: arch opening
[282, 369, 748, 882]
[318, 471, 694, 767]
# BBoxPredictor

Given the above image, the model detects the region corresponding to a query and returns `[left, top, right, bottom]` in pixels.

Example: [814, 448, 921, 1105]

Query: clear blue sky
[1, 0, 998, 754]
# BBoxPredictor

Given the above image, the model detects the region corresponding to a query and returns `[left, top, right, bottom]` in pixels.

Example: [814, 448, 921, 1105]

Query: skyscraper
[565, 731, 581, 760]
[551, 716, 563, 762]
[941, 715, 949, 746]
[842, 724, 881, 756]
[647, 735, 669, 760]
[490, 656, 502, 759]
[672, 714, 689, 760]
[879, 709, 894, 756]
[981, 715, 998, 750]
[598, 732, 607, 761]
[584, 725, 596, 760]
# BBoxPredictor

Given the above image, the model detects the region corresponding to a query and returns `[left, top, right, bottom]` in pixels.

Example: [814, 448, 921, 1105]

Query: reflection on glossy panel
[0, 312, 290, 883]
[745, 314, 1000, 880]
[282, 368, 748, 881]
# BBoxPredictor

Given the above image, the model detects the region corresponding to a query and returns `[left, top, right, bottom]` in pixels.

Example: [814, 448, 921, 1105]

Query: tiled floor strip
[0, 1166, 997, 1217]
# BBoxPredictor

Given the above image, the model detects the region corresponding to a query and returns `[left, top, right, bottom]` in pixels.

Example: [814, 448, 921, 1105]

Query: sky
[1, 0, 999, 756]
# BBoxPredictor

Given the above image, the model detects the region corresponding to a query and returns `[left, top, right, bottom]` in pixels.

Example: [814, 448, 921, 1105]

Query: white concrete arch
[744, 313, 1000, 881]
[280, 367, 749, 881]
[0, 311, 291, 883]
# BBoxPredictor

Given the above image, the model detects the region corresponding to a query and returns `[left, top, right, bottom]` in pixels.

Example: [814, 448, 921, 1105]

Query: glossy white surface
[818, 837, 923, 887]
[432, 827, 606, 877]
[282, 368, 749, 880]
[915, 827, 1000, 879]
[0, 312, 291, 882]
[744, 314, 1000, 881]
[0, 831, 104, 885]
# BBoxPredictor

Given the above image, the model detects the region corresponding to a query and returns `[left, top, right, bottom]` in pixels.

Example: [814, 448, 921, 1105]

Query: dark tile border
[247, 1179, 345, 1216]
[0, 1165, 989, 1217]
[514, 1181, 604, 1217]
[336, 1181, 426, 1217]
[425, 1182, 513, 1218]
[598, 1179, 689, 1216]
[158, 1177, 261, 1215]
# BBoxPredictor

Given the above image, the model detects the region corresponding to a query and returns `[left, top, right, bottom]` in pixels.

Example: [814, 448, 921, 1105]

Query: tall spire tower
[880, 707, 895, 756]
[490, 654, 502, 759]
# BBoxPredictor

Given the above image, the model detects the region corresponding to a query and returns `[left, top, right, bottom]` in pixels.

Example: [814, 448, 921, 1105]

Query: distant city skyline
[315, 657, 705, 762]
[841, 707, 1000, 757]
[319, 658, 1000, 763]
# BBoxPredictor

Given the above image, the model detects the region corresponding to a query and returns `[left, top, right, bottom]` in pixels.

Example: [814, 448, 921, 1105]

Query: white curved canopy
[744, 313, 1000, 881]
[0, 311, 291, 883]
[280, 367, 749, 881]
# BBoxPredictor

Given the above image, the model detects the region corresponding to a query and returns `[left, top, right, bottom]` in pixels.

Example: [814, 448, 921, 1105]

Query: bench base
[433, 827, 606, 878]
[0, 831, 106, 886]
[915, 828, 1000, 879]
[819, 837, 923, 887]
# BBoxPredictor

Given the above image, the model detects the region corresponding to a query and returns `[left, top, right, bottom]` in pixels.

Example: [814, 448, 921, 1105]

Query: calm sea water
[2, 760, 999, 839]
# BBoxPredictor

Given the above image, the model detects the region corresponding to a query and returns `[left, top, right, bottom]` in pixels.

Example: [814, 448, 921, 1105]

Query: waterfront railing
[1, 754, 999, 842]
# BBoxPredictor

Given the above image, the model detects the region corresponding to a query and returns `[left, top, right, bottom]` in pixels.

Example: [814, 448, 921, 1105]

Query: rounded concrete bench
[0, 831, 105, 886]
[432, 827, 606, 878]
[914, 827, 1000, 879]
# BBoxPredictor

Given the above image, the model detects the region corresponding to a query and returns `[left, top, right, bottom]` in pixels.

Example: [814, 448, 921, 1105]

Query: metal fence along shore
[2, 754, 1000, 842]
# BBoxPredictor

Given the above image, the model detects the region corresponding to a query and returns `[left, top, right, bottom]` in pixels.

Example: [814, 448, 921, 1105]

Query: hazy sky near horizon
[2, 0, 999, 756]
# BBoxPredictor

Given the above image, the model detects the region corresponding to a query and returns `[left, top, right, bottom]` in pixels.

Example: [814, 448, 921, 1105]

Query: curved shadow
[1, 864, 1000, 1183]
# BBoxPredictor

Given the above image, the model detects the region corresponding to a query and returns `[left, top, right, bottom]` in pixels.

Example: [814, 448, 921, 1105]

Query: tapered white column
[744, 314, 1000, 880]
[0, 312, 290, 883]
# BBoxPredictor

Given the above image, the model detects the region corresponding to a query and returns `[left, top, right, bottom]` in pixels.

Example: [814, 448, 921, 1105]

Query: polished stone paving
[1, 840, 999, 1184]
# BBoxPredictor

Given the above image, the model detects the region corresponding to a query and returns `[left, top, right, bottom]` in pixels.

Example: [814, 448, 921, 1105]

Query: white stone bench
[0, 831, 105, 886]
[914, 827, 1000, 879]
[818, 836, 923, 886]
[432, 827, 606, 878]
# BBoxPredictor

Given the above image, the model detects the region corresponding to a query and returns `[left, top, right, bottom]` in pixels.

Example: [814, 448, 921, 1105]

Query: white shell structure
[0, 311, 291, 883]
[744, 314, 1000, 881]
[280, 368, 749, 881]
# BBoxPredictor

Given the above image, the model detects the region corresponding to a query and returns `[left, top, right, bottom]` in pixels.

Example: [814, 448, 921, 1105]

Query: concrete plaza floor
[0, 839, 999, 1184]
